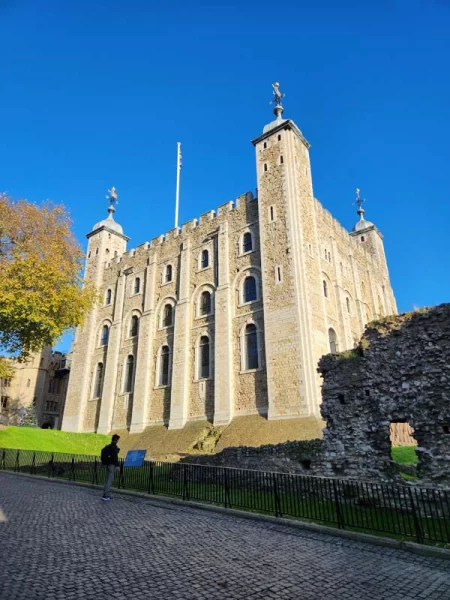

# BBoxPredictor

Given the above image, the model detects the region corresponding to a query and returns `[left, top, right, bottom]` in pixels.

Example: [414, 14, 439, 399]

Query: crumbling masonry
[318, 304, 450, 486]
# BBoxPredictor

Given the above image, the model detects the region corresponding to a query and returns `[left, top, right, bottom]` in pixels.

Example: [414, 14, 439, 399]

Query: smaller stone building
[318, 305, 450, 485]
[0, 347, 70, 429]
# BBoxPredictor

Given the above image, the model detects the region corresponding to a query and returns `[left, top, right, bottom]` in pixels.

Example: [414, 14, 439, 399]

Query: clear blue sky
[1, 0, 449, 352]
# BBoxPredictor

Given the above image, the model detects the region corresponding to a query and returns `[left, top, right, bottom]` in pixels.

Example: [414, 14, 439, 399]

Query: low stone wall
[181, 439, 324, 475]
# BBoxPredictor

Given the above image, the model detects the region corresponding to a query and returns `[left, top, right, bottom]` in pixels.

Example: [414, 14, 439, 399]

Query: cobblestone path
[1, 473, 449, 600]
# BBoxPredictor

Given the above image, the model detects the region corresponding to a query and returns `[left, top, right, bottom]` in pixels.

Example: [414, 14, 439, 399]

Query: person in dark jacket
[102, 434, 120, 501]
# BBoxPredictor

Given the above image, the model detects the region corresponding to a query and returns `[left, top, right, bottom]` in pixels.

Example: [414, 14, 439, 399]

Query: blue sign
[124, 450, 147, 468]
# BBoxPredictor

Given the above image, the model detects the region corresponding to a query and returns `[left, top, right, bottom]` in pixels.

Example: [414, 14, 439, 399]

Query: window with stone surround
[346, 297, 351, 313]
[163, 304, 174, 327]
[198, 335, 210, 379]
[200, 291, 212, 316]
[328, 328, 338, 354]
[124, 355, 134, 393]
[159, 345, 170, 387]
[101, 324, 109, 346]
[1, 396, 9, 410]
[134, 277, 141, 294]
[94, 362, 104, 398]
[200, 249, 209, 270]
[243, 276, 257, 303]
[242, 231, 253, 253]
[244, 324, 259, 370]
[165, 264, 173, 283]
[130, 315, 139, 337]
[323, 280, 328, 298]
[105, 289, 112, 305]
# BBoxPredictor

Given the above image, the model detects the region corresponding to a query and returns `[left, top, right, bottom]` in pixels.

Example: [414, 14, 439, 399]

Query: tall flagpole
[175, 142, 181, 229]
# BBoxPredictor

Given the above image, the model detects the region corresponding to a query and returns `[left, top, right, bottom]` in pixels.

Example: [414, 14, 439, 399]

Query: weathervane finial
[106, 187, 118, 216]
[270, 82, 285, 119]
[354, 188, 365, 218]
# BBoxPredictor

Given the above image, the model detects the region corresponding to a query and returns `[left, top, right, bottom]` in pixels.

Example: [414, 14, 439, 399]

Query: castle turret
[62, 189, 129, 433]
[349, 189, 397, 318]
[252, 83, 319, 419]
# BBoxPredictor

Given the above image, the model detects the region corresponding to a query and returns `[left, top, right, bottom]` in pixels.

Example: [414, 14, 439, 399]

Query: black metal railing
[1, 447, 449, 545]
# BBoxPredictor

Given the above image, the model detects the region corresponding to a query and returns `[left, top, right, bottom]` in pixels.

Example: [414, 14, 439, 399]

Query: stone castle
[62, 86, 397, 435]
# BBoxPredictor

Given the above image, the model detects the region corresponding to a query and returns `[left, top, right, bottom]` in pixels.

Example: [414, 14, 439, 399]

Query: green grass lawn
[391, 446, 418, 465]
[0, 426, 109, 455]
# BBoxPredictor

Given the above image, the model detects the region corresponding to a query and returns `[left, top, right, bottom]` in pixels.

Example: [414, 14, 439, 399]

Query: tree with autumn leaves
[0, 194, 97, 376]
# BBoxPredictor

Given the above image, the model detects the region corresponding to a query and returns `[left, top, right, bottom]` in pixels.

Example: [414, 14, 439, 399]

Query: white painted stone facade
[62, 110, 397, 434]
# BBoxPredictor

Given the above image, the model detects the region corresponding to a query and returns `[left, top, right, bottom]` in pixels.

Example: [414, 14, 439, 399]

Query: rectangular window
[1, 396, 9, 409]
[276, 266, 282, 284]
[269, 206, 275, 222]
[264, 163, 267, 172]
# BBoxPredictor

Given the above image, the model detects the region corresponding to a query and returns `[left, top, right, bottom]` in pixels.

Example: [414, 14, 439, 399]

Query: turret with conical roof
[352, 188, 375, 233]
[85, 187, 129, 286]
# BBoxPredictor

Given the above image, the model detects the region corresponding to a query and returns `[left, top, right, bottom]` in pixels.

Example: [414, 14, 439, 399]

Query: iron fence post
[407, 487, 424, 544]
[272, 473, 282, 518]
[48, 454, 54, 478]
[183, 465, 190, 501]
[31, 453, 36, 476]
[118, 459, 124, 489]
[93, 458, 98, 485]
[332, 479, 345, 529]
[223, 469, 231, 509]
[70, 457, 75, 482]
[15, 449, 20, 473]
[1, 449, 5, 470]
[148, 461, 154, 495]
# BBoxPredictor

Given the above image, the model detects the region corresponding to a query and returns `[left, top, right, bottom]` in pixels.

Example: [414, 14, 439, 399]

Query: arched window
[94, 362, 104, 398]
[163, 304, 173, 327]
[361, 281, 366, 301]
[245, 324, 259, 370]
[160, 346, 170, 386]
[200, 291, 211, 316]
[328, 328, 338, 354]
[134, 277, 141, 294]
[243, 276, 257, 303]
[105, 289, 112, 305]
[165, 264, 172, 283]
[199, 336, 210, 379]
[243, 232, 253, 253]
[130, 315, 139, 337]
[346, 297, 351, 313]
[201, 249, 209, 269]
[124, 355, 134, 393]
[323, 280, 328, 298]
[101, 325, 109, 346]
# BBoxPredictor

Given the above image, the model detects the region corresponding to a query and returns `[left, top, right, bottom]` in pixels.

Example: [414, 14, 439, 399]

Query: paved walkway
[1, 473, 449, 600]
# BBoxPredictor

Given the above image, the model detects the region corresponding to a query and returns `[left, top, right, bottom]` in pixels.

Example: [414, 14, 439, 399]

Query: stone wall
[318, 305, 450, 486]
[181, 439, 324, 475]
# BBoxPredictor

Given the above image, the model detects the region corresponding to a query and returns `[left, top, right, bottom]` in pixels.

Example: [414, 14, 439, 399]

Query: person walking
[100, 434, 120, 501]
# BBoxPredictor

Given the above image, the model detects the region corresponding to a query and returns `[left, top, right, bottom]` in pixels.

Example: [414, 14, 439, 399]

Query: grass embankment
[391, 446, 418, 465]
[0, 424, 419, 465]
[0, 426, 108, 455]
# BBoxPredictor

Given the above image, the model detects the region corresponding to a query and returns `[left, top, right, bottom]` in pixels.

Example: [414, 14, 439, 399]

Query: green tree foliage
[0, 194, 97, 358]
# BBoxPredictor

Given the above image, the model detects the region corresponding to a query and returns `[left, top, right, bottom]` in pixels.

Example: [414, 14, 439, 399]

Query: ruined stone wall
[318, 305, 450, 486]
